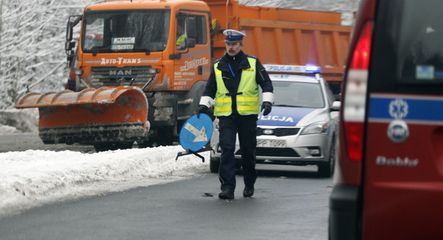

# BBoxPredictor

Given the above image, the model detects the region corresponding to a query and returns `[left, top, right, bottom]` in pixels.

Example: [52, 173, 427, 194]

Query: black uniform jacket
[202, 51, 274, 115]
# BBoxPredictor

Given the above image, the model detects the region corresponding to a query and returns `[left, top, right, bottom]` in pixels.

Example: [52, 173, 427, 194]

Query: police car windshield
[271, 81, 325, 108]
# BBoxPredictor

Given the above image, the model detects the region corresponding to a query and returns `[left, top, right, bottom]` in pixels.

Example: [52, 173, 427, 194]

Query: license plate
[257, 139, 286, 148]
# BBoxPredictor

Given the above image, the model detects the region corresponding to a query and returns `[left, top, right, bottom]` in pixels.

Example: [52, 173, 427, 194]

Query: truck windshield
[82, 10, 170, 53]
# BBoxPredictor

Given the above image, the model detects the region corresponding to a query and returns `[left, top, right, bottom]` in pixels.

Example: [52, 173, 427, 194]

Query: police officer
[176, 18, 187, 50]
[198, 29, 273, 200]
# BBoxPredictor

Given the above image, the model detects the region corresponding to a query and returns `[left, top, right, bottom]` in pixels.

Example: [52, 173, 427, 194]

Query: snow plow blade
[15, 86, 149, 145]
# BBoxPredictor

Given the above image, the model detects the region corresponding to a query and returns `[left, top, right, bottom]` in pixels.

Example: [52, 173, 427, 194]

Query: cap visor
[224, 40, 242, 43]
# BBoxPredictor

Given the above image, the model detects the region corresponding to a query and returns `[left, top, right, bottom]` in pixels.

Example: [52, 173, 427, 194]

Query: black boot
[243, 186, 254, 198]
[218, 190, 234, 200]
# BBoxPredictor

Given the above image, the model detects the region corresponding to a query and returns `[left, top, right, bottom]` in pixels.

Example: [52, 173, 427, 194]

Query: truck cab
[66, 1, 212, 145]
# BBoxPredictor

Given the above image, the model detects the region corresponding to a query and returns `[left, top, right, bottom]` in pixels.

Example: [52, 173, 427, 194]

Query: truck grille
[89, 67, 156, 86]
[257, 127, 300, 136]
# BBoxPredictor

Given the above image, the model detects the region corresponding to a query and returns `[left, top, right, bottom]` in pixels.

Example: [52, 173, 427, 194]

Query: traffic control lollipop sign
[179, 113, 213, 152]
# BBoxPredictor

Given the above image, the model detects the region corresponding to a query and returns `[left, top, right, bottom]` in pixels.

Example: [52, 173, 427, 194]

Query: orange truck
[15, 0, 351, 151]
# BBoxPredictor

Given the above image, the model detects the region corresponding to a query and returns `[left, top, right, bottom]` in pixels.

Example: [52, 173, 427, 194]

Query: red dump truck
[15, 0, 351, 151]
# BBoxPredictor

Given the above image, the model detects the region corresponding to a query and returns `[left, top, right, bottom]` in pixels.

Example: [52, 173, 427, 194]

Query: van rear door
[363, 1, 443, 239]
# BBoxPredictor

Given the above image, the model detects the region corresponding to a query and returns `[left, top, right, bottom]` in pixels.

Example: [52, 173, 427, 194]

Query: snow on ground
[0, 146, 210, 218]
[0, 110, 210, 218]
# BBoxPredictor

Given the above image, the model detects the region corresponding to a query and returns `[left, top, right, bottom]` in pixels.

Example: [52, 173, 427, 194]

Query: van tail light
[337, 21, 373, 186]
[350, 22, 373, 70]
[343, 22, 373, 162]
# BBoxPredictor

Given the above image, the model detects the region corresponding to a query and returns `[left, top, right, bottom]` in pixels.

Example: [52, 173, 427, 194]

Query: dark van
[329, 0, 443, 239]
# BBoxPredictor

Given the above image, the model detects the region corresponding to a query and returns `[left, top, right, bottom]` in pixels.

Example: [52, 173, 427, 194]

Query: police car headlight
[300, 121, 329, 135]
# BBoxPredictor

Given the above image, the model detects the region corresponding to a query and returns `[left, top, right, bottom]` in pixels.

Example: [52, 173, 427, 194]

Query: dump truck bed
[206, 0, 352, 82]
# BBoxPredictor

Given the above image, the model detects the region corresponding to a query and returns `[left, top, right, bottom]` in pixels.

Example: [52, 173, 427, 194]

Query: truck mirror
[66, 22, 73, 42]
[65, 41, 76, 51]
[66, 15, 82, 42]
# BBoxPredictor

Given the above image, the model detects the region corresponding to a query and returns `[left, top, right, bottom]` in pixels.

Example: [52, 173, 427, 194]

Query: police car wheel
[318, 139, 336, 178]
[318, 161, 332, 178]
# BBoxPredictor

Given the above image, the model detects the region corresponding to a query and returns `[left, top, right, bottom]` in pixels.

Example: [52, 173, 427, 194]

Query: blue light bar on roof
[305, 65, 321, 74]
[263, 64, 321, 74]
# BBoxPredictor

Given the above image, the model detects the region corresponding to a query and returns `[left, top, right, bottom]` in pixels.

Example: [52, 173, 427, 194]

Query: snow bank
[0, 147, 209, 217]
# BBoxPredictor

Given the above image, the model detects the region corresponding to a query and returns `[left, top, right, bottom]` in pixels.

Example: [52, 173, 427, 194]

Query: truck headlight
[148, 68, 158, 74]
[74, 69, 84, 76]
[300, 121, 329, 135]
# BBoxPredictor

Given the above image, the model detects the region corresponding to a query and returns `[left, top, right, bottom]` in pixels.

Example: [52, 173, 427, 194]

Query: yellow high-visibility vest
[176, 34, 187, 48]
[214, 57, 260, 116]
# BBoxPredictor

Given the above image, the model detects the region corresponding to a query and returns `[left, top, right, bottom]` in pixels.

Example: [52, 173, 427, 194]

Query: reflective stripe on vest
[214, 57, 260, 116]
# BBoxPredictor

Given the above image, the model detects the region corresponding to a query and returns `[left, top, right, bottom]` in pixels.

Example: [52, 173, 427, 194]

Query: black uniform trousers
[218, 114, 258, 192]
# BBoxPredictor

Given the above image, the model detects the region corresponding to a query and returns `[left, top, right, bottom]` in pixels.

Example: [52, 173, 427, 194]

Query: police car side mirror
[330, 101, 341, 111]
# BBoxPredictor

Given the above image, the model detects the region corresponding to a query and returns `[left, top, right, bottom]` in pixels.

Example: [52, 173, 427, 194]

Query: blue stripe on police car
[258, 106, 315, 126]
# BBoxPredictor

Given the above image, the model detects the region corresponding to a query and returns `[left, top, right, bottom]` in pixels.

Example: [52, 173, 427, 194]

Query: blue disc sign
[179, 113, 213, 152]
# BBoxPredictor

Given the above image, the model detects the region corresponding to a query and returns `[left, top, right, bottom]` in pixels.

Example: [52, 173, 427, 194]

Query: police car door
[362, 1, 443, 239]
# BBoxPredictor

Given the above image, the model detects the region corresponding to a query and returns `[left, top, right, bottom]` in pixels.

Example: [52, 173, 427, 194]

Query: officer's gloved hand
[197, 105, 214, 120]
[261, 101, 272, 116]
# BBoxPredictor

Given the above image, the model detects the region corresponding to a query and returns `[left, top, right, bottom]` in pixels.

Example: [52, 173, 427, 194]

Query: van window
[371, 0, 443, 93]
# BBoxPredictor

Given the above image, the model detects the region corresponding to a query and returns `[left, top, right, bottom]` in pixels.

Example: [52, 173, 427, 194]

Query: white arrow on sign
[184, 122, 208, 142]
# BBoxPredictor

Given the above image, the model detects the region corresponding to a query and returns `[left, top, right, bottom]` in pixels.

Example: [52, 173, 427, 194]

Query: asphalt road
[0, 133, 333, 240]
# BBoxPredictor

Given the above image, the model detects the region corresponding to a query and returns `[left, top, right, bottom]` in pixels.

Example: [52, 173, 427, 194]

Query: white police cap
[223, 29, 246, 42]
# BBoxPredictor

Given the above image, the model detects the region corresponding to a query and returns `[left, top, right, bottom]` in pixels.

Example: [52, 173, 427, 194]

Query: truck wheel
[318, 139, 336, 178]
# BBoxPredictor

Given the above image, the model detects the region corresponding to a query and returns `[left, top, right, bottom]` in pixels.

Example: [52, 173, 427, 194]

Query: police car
[210, 65, 340, 177]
